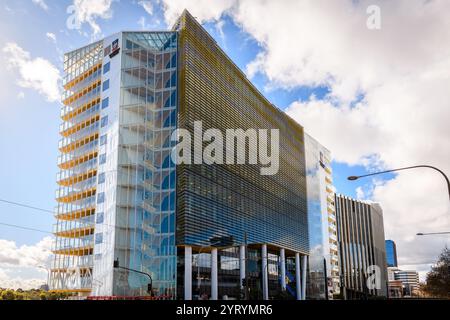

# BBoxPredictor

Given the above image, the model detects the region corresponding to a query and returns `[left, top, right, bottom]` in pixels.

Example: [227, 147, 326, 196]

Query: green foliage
[423, 246, 450, 299]
[0, 288, 74, 300]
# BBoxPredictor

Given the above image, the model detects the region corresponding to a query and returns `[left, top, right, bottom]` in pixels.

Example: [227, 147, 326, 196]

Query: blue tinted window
[100, 134, 107, 146]
[102, 97, 109, 109]
[97, 192, 105, 204]
[95, 232, 103, 244]
[103, 62, 110, 74]
[101, 116, 108, 128]
[99, 153, 106, 164]
[171, 54, 176, 68]
[98, 172, 105, 184]
[170, 72, 176, 87]
[96, 212, 104, 224]
[170, 90, 176, 107]
[102, 79, 109, 91]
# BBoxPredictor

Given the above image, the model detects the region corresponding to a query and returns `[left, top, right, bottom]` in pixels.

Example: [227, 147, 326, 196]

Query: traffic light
[147, 283, 152, 294]
[242, 278, 247, 287]
[113, 259, 119, 268]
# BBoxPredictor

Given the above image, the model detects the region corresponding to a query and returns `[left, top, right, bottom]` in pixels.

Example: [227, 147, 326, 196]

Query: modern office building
[304, 134, 339, 299]
[394, 270, 420, 296]
[385, 240, 398, 267]
[335, 195, 388, 299]
[50, 10, 311, 300]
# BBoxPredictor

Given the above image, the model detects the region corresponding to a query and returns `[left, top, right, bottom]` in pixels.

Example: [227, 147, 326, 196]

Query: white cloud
[0, 237, 52, 290]
[0, 237, 52, 268]
[0, 269, 47, 290]
[137, 16, 147, 30]
[32, 0, 49, 11]
[138, 0, 153, 15]
[158, 0, 450, 276]
[3, 42, 61, 102]
[70, 0, 114, 36]
[46, 32, 56, 43]
[355, 187, 365, 200]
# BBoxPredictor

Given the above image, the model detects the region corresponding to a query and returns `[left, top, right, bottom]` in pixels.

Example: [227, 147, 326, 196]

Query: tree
[1, 289, 16, 300]
[423, 246, 450, 299]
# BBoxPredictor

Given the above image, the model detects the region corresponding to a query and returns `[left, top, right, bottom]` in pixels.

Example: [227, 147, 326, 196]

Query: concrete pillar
[211, 248, 218, 300]
[262, 244, 269, 300]
[239, 245, 246, 289]
[301, 255, 307, 300]
[295, 252, 301, 300]
[184, 246, 192, 300]
[280, 248, 286, 290]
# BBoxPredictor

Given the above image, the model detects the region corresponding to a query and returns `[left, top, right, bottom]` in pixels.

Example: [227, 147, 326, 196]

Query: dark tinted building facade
[385, 240, 398, 267]
[174, 10, 309, 300]
[335, 195, 388, 299]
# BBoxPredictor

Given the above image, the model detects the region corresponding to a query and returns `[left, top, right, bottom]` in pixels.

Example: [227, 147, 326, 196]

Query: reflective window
[95, 232, 103, 244]
[102, 79, 109, 91]
[99, 153, 106, 164]
[101, 116, 108, 128]
[98, 172, 105, 184]
[103, 62, 110, 74]
[96, 212, 104, 224]
[100, 134, 107, 146]
[102, 97, 109, 109]
[97, 192, 105, 204]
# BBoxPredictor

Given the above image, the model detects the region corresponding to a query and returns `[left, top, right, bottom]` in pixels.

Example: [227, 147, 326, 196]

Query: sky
[0, 0, 449, 289]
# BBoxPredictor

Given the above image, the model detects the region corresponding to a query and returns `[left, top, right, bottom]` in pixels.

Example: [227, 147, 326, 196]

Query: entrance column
[211, 248, 218, 300]
[280, 248, 286, 291]
[295, 252, 301, 300]
[262, 244, 269, 300]
[301, 255, 307, 300]
[239, 245, 245, 289]
[184, 246, 192, 300]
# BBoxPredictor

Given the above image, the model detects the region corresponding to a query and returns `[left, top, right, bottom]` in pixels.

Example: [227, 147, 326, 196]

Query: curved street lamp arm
[349, 165, 450, 201]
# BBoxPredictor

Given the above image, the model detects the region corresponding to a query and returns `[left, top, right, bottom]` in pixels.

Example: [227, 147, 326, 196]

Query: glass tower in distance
[385, 240, 398, 267]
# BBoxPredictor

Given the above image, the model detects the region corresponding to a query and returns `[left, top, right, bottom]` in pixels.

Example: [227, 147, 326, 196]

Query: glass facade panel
[112, 32, 178, 297]
[175, 10, 308, 254]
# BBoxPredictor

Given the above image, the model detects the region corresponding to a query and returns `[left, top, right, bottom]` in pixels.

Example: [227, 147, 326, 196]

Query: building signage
[109, 39, 120, 58]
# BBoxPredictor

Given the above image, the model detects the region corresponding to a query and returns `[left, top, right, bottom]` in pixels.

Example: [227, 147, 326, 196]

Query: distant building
[39, 284, 49, 291]
[388, 280, 403, 298]
[395, 270, 419, 296]
[385, 240, 398, 267]
[387, 267, 398, 281]
[335, 195, 388, 299]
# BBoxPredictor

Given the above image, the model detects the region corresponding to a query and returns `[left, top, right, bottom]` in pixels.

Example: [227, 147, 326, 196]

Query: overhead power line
[0, 198, 53, 214]
[0, 221, 52, 234]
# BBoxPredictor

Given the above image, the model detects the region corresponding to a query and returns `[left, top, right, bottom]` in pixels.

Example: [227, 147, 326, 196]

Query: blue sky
[1, 0, 448, 287]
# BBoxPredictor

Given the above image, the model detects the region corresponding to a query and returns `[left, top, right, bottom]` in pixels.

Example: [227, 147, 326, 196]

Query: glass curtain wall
[113, 32, 178, 297]
[304, 135, 327, 299]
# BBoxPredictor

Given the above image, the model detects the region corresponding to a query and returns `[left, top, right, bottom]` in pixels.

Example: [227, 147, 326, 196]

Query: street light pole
[113, 259, 153, 295]
[417, 231, 450, 236]
[38, 265, 50, 290]
[348, 165, 450, 201]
